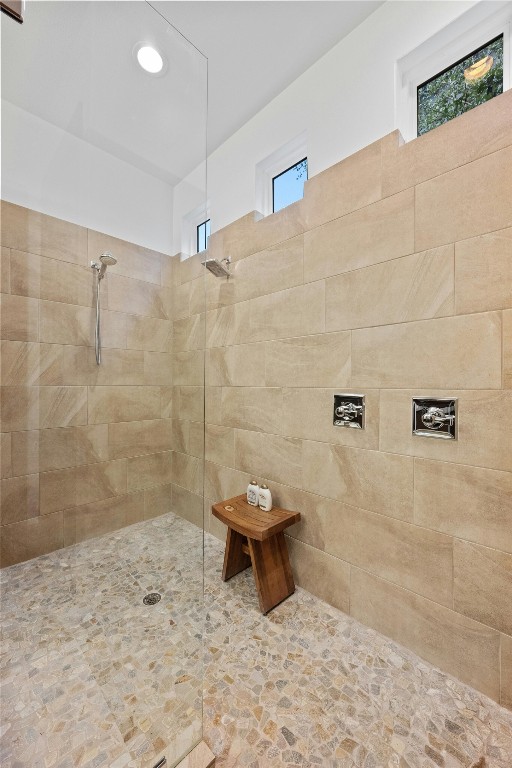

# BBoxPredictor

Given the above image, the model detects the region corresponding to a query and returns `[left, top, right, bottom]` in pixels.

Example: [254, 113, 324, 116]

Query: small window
[417, 34, 503, 136]
[272, 158, 308, 214]
[196, 219, 210, 253]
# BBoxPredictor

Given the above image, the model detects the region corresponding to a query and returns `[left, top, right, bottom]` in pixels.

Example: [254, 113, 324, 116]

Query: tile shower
[1, 30, 512, 768]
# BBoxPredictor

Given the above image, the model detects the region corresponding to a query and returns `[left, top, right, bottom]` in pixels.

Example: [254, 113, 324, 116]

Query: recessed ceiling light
[136, 44, 164, 75]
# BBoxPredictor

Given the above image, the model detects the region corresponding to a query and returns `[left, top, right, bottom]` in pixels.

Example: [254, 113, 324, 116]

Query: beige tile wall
[196, 91, 511, 708]
[1, 90, 511, 711]
[0, 201, 201, 566]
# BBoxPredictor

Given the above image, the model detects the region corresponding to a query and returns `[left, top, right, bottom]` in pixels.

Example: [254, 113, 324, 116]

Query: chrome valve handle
[335, 402, 364, 421]
[421, 406, 456, 430]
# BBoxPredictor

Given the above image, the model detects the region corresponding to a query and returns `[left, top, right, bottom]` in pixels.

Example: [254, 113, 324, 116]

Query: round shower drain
[143, 592, 161, 605]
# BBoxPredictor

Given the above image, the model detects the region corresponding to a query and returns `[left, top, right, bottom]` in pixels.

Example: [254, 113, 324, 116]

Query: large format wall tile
[10, 430, 39, 476]
[288, 493, 452, 606]
[87, 386, 161, 424]
[87, 229, 161, 285]
[0, 246, 10, 292]
[170, 484, 203, 528]
[302, 440, 413, 521]
[352, 312, 502, 389]
[380, 389, 512, 472]
[350, 568, 501, 700]
[414, 459, 512, 554]
[455, 228, 512, 314]
[0, 511, 64, 568]
[234, 429, 302, 488]
[108, 273, 170, 318]
[266, 332, 351, 388]
[127, 451, 173, 492]
[108, 419, 172, 460]
[282, 388, 379, 451]
[382, 90, 512, 196]
[1, 201, 87, 265]
[40, 459, 127, 514]
[303, 138, 383, 230]
[63, 490, 145, 546]
[0, 473, 39, 525]
[287, 537, 350, 614]
[241, 282, 325, 343]
[62, 346, 145, 386]
[1, 387, 39, 431]
[144, 483, 173, 520]
[173, 313, 204, 352]
[415, 146, 512, 250]
[502, 634, 512, 710]
[205, 424, 235, 468]
[454, 540, 512, 636]
[126, 315, 173, 352]
[39, 424, 109, 472]
[204, 460, 251, 503]
[38, 386, 87, 428]
[303, 189, 414, 283]
[171, 451, 202, 494]
[326, 246, 454, 331]
[40, 300, 127, 349]
[1, 293, 39, 341]
[504, 310, 512, 389]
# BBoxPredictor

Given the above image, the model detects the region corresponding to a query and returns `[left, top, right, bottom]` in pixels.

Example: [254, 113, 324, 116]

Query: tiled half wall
[1, 89, 511, 711]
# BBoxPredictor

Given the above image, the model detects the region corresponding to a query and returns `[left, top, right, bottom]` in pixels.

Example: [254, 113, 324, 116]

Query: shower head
[100, 253, 117, 267]
[202, 257, 231, 278]
[97, 252, 117, 279]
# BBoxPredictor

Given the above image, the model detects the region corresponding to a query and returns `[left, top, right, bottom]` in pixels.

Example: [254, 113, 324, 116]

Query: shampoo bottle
[258, 484, 272, 512]
[247, 480, 259, 506]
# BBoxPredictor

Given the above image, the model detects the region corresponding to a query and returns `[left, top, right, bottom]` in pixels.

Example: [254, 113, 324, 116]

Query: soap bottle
[258, 484, 272, 512]
[247, 480, 259, 506]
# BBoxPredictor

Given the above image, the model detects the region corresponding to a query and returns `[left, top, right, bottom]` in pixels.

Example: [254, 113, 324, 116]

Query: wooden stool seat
[212, 494, 301, 614]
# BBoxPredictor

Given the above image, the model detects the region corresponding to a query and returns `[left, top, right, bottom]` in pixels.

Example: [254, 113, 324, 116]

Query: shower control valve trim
[333, 394, 365, 429]
[412, 397, 457, 440]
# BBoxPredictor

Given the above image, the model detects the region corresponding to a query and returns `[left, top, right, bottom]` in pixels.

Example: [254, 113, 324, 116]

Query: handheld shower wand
[91, 252, 117, 364]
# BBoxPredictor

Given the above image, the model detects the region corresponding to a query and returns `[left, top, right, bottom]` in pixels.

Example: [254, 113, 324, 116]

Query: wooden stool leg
[222, 527, 252, 581]
[248, 532, 295, 614]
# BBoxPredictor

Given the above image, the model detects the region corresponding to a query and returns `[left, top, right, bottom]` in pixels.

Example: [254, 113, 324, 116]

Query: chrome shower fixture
[202, 256, 231, 278]
[91, 251, 117, 280]
[91, 252, 117, 364]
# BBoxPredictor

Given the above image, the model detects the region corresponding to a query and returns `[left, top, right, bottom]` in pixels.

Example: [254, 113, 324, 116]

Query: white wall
[1, 100, 174, 254]
[173, 0, 480, 248]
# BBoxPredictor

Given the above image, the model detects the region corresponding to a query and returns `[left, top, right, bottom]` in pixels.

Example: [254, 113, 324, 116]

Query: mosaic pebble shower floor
[1, 513, 511, 767]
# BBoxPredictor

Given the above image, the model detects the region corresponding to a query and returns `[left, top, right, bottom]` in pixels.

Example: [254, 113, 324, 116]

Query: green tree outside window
[417, 35, 503, 136]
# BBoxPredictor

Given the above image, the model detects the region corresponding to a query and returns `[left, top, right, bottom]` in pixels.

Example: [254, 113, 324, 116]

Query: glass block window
[272, 158, 308, 213]
[417, 35, 503, 136]
[196, 219, 210, 253]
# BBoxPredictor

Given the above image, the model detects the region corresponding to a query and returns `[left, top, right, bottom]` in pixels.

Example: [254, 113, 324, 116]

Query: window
[396, 3, 511, 142]
[417, 35, 504, 136]
[272, 158, 308, 214]
[196, 219, 210, 253]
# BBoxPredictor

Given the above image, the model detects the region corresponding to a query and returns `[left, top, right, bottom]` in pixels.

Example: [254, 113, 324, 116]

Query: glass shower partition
[1, 2, 207, 766]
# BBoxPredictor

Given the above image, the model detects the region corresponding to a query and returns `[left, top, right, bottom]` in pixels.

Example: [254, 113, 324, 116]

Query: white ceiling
[2, 0, 383, 187]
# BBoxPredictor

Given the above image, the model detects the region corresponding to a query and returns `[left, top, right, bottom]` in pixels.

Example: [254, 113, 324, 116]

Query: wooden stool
[212, 494, 301, 614]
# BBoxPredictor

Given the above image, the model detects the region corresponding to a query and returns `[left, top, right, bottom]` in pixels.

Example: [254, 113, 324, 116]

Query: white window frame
[395, 2, 512, 143]
[255, 131, 307, 218]
[181, 200, 210, 259]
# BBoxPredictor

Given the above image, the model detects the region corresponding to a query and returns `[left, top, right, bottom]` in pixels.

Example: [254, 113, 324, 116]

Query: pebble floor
[1, 512, 512, 768]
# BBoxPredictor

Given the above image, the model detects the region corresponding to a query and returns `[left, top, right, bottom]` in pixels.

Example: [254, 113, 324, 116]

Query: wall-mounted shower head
[202, 257, 231, 278]
[98, 252, 117, 279]
[91, 252, 117, 280]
